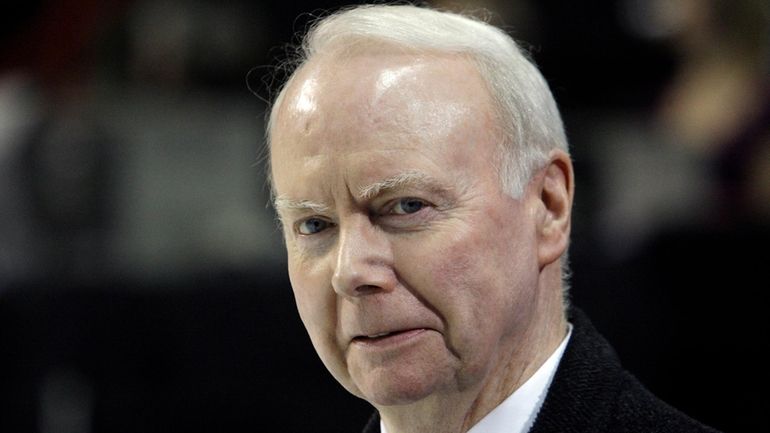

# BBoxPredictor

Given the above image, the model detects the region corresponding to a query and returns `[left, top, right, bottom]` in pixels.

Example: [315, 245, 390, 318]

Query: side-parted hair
[266, 3, 569, 197]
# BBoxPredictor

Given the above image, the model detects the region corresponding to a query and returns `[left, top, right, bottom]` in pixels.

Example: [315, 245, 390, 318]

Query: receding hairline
[268, 41, 493, 138]
[265, 4, 516, 143]
[266, 4, 569, 202]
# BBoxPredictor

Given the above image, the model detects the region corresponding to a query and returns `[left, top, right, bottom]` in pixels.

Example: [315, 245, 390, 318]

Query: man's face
[270, 52, 546, 405]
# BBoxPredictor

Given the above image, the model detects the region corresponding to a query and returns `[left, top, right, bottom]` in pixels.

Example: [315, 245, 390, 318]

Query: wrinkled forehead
[270, 49, 498, 147]
[267, 50, 505, 204]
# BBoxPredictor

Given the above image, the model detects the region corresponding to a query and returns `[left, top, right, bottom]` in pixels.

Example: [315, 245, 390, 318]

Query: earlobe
[536, 150, 574, 269]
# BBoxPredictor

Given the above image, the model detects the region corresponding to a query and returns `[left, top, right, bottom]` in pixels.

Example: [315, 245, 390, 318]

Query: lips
[354, 329, 408, 341]
[361, 331, 394, 339]
[345, 313, 440, 348]
[351, 328, 429, 346]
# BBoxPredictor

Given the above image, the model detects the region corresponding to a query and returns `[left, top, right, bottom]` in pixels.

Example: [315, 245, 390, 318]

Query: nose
[331, 215, 397, 298]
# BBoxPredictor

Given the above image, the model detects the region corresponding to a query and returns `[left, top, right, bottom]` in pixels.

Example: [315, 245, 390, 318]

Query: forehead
[269, 50, 501, 197]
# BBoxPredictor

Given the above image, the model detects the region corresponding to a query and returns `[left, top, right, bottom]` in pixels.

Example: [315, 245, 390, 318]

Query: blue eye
[297, 218, 331, 235]
[391, 198, 426, 215]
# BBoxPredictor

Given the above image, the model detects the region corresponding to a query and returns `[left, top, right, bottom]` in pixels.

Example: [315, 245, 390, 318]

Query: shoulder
[530, 308, 720, 433]
[609, 368, 719, 433]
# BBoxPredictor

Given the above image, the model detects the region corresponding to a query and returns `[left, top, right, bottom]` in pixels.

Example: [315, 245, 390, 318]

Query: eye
[391, 198, 427, 215]
[297, 217, 332, 235]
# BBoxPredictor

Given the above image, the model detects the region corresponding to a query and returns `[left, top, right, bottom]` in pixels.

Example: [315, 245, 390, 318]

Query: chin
[354, 366, 449, 406]
[364, 383, 435, 406]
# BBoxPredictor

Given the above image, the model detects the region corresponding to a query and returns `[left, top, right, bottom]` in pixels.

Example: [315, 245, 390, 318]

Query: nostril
[355, 285, 381, 295]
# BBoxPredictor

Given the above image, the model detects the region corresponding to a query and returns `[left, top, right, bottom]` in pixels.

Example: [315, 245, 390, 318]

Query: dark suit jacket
[362, 308, 719, 433]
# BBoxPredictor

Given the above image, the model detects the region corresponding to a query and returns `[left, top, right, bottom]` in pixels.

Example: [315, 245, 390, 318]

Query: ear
[534, 149, 574, 269]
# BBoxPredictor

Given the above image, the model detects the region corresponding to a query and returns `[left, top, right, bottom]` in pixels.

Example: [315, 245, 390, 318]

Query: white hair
[267, 4, 569, 197]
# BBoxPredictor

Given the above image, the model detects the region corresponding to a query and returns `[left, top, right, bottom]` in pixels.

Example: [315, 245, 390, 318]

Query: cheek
[288, 256, 334, 336]
[396, 215, 538, 353]
[438, 245, 507, 339]
[397, 229, 504, 343]
[288, 257, 338, 357]
[288, 257, 360, 390]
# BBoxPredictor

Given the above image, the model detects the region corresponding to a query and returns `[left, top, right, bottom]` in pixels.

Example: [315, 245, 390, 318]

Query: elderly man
[267, 5, 718, 433]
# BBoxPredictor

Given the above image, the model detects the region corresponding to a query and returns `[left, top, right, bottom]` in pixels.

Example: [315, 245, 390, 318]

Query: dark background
[1, 0, 768, 432]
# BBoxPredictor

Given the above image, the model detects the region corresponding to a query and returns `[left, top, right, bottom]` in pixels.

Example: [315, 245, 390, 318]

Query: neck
[378, 265, 568, 433]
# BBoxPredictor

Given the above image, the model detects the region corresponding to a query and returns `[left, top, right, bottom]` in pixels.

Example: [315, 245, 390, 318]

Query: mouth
[360, 331, 393, 339]
[354, 330, 401, 341]
[351, 328, 428, 346]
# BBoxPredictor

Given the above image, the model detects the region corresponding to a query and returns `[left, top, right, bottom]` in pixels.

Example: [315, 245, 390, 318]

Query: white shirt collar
[380, 324, 572, 433]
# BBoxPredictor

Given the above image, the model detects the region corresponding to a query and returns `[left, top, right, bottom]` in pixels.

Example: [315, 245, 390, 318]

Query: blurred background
[1, 0, 768, 431]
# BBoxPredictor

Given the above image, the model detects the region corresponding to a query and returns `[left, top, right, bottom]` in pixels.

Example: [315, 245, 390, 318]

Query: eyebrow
[273, 197, 330, 214]
[273, 170, 449, 215]
[357, 170, 447, 200]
